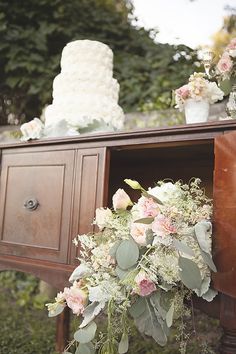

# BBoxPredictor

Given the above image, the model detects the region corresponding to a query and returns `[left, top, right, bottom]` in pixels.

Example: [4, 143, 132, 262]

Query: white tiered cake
[45, 40, 125, 132]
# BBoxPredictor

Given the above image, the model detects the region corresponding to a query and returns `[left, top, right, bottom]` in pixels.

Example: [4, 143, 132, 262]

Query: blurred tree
[211, 9, 236, 58]
[0, 0, 197, 125]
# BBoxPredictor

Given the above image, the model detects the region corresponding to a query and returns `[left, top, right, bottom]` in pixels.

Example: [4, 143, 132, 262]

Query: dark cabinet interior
[109, 141, 214, 202]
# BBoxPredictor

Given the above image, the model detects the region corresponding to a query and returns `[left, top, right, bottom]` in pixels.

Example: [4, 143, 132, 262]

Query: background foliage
[0, 0, 198, 125]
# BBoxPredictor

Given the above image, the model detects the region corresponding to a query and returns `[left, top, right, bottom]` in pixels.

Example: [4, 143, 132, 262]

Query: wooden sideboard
[1, 120, 236, 353]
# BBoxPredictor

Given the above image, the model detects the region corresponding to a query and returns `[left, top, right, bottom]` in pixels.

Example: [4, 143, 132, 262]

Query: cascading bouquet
[47, 178, 217, 354]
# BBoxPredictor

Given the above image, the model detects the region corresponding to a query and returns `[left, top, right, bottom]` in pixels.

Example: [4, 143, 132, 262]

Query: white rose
[95, 207, 112, 230]
[148, 182, 181, 203]
[20, 118, 44, 141]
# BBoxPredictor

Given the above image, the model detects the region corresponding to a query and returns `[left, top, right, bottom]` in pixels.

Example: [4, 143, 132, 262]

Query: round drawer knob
[23, 198, 39, 211]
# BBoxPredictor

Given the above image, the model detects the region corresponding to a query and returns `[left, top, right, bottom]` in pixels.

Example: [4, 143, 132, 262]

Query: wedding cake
[44, 40, 125, 132]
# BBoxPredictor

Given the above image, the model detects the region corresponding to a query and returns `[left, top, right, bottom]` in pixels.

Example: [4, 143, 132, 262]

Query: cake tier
[45, 96, 124, 130]
[52, 74, 119, 101]
[61, 40, 113, 73]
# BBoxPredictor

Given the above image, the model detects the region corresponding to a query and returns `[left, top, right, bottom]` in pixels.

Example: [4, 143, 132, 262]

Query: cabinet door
[213, 130, 236, 297]
[0, 149, 75, 264]
[70, 147, 109, 263]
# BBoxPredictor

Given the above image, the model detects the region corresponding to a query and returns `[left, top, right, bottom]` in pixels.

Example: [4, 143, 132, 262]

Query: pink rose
[63, 281, 87, 315]
[137, 196, 159, 218]
[152, 214, 176, 237]
[130, 222, 149, 246]
[135, 271, 156, 297]
[175, 85, 190, 99]
[112, 189, 132, 210]
[216, 53, 233, 74]
[227, 37, 236, 50]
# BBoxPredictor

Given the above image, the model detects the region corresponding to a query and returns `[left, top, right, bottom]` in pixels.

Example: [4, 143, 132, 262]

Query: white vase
[184, 98, 210, 124]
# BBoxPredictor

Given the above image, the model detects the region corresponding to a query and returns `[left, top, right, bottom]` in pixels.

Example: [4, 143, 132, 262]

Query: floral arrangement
[216, 37, 236, 84]
[175, 72, 224, 111]
[47, 178, 217, 354]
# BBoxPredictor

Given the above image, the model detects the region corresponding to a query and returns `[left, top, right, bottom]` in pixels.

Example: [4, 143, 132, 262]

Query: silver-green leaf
[129, 297, 146, 318]
[118, 333, 129, 354]
[76, 342, 95, 354]
[200, 250, 217, 272]
[179, 256, 202, 290]
[48, 303, 65, 317]
[134, 217, 154, 224]
[80, 302, 104, 328]
[166, 303, 175, 328]
[116, 240, 139, 270]
[173, 239, 194, 257]
[74, 321, 97, 344]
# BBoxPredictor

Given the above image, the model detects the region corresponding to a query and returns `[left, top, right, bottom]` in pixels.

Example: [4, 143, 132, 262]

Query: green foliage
[0, 0, 198, 125]
[0, 272, 59, 354]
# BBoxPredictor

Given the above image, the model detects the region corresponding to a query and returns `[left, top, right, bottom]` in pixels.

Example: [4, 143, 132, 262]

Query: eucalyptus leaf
[80, 302, 104, 328]
[166, 303, 175, 328]
[179, 256, 202, 290]
[200, 250, 217, 272]
[173, 239, 194, 257]
[48, 303, 65, 317]
[219, 78, 232, 96]
[129, 297, 146, 318]
[109, 241, 122, 258]
[116, 239, 139, 270]
[194, 221, 212, 254]
[115, 266, 131, 280]
[76, 342, 95, 354]
[118, 333, 129, 354]
[134, 217, 154, 224]
[74, 321, 97, 344]
[142, 190, 163, 205]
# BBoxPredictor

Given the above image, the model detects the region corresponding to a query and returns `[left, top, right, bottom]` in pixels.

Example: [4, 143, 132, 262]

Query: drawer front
[0, 149, 75, 263]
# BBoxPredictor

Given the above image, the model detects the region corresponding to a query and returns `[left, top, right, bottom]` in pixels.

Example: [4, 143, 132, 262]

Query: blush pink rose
[137, 196, 159, 218]
[227, 38, 236, 50]
[175, 85, 190, 99]
[152, 214, 176, 237]
[63, 282, 87, 315]
[216, 53, 233, 74]
[130, 222, 149, 246]
[135, 271, 156, 297]
[112, 189, 132, 211]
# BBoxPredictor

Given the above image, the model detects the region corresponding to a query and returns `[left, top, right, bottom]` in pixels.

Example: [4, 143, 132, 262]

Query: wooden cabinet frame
[1, 120, 236, 353]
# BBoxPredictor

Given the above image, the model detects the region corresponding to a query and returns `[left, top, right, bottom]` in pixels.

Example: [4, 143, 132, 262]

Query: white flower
[95, 207, 112, 230]
[148, 182, 182, 203]
[20, 118, 44, 141]
[207, 82, 224, 104]
[112, 189, 133, 210]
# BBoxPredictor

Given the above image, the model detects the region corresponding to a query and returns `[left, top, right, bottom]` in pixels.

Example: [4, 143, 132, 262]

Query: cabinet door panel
[213, 131, 236, 297]
[0, 149, 75, 263]
[70, 147, 109, 263]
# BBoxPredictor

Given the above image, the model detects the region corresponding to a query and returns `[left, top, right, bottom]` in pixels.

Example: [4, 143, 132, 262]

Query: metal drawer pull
[23, 198, 39, 211]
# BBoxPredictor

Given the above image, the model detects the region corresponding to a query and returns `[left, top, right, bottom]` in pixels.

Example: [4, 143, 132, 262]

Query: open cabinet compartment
[109, 140, 214, 202]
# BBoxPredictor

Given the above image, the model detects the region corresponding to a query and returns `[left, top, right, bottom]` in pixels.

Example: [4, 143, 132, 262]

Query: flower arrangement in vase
[175, 72, 224, 124]
[47, 178, 217, 354]
[202, 37, 236, 119]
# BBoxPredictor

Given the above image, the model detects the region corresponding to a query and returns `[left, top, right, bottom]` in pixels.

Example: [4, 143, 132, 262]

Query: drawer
[0, 149, 75, 263]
